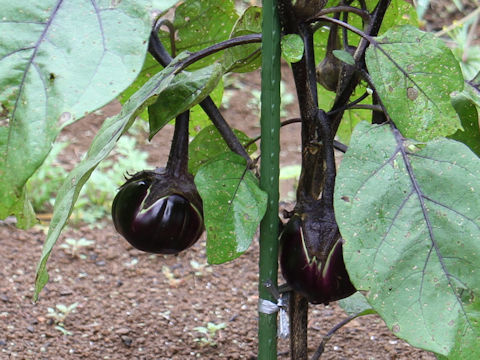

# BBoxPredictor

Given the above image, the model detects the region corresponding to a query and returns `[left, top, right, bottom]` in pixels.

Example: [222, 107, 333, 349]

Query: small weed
[59, 237, 94, 259]
[439, 10, 480, 81]
[190, 260, 212, 277]
[193, 322, 227, 347]
[162, 265, 183, 287]
[46, 302, 79, 335]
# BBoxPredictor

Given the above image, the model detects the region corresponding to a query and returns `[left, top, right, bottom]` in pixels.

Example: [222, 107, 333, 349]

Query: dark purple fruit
[112, 169, 204, 254]
[280, 215, 355, 304]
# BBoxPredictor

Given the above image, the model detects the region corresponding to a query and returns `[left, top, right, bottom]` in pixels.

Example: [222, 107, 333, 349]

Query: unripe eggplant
[316, 23, 356, 92]
[279, 214, 355, 304]
[111, 169, 204, 254]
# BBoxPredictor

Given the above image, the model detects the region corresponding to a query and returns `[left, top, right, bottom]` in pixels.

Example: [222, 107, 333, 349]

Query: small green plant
[46, 302, 79, 336]
[193, 322, 227, 347]
[438, 9, 480, 81]
[59, 237, 94, 259]
[190, 259, 212, 277]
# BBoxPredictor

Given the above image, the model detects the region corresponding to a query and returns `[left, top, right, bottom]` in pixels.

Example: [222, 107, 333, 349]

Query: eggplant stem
[166, 111, 190, 177]
[173, 34, 262, 75]
[307, 5, 371, 23]
[148, 27, 252, 165]
[316, 110, 336, 207]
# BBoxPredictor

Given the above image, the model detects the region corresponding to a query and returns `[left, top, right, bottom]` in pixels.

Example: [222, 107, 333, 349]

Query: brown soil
[0, 3, 472, 358]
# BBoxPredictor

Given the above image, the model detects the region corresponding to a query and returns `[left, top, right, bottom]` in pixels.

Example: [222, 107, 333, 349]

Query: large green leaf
[147, 61, 224, 139]
[159, 0, 238, 70]
[188, 125, 257, 175]
[194, 152, 267, 264]
[449, 93, 480, 157]
[366, 25, 464, 141]
[34, 60, 184, 301]
[0, 0, 155, 226]
[334, 121, 480, 357]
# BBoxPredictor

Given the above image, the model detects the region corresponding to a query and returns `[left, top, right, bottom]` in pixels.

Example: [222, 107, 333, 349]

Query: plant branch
[327, 91, 370, 116]
[246, 118, 348, 153]
[173, 34, 262, 74]
[148, 28, 252, 164]
[153, 18, 176, 57]
[316, 110, 335, 206]
[348, 104, 382, 111]
[435, 7, 480, 37]
[310, 312, 365, 360]
[327, 0, 391, 135]
[302, 24, 318, 108]
[308, 6, 371, 23]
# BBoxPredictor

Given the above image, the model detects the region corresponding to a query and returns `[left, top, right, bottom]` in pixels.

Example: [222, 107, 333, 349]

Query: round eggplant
[112, 170, 204, 254]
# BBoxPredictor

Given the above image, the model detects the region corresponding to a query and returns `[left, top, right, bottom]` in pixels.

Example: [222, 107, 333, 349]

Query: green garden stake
[258, 0, 281, 359]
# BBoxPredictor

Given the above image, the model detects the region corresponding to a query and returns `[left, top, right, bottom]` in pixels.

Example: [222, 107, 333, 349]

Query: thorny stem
[148, 27, 252, 164]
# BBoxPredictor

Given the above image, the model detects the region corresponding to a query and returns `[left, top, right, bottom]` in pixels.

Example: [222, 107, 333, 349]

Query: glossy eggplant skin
[112, 171, 204, 254]
[279, 215, 355, 304]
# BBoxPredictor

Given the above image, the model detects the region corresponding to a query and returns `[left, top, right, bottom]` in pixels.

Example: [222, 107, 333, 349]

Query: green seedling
[59, 238, 94, 259]
[46, 302, 79, 335]
[190, 260, 212, 277]
[193, 322, 227, 347]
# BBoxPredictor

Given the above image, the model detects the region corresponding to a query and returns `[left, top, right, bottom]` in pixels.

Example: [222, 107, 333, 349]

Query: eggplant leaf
[335, 121, 480, 357]
[147, 62, 223, 139]
[195, 152, 267, 264]
[189, 125, 257, 176]
[159, 0, 238, 70]
[448, 93, 480, 157]
[366, 25, 464, 141]
[0, 0, 154, 226]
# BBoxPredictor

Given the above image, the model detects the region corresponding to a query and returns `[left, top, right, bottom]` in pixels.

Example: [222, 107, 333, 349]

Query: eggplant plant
[1, 0, 479, 359]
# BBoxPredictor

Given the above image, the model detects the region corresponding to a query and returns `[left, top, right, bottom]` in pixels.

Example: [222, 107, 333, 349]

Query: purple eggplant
[112, 169, 204, 254]
[279, 215, 355, 304]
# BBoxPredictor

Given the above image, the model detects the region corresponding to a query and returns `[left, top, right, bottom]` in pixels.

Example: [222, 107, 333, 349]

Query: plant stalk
[148, 30, 251, 164]
[258, 0, 281, 359]
[166, 111, 190, 177]
[289, 292, 308, 360]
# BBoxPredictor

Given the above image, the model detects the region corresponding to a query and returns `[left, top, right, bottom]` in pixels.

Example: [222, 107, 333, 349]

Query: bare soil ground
[0, 2, 477, 358]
